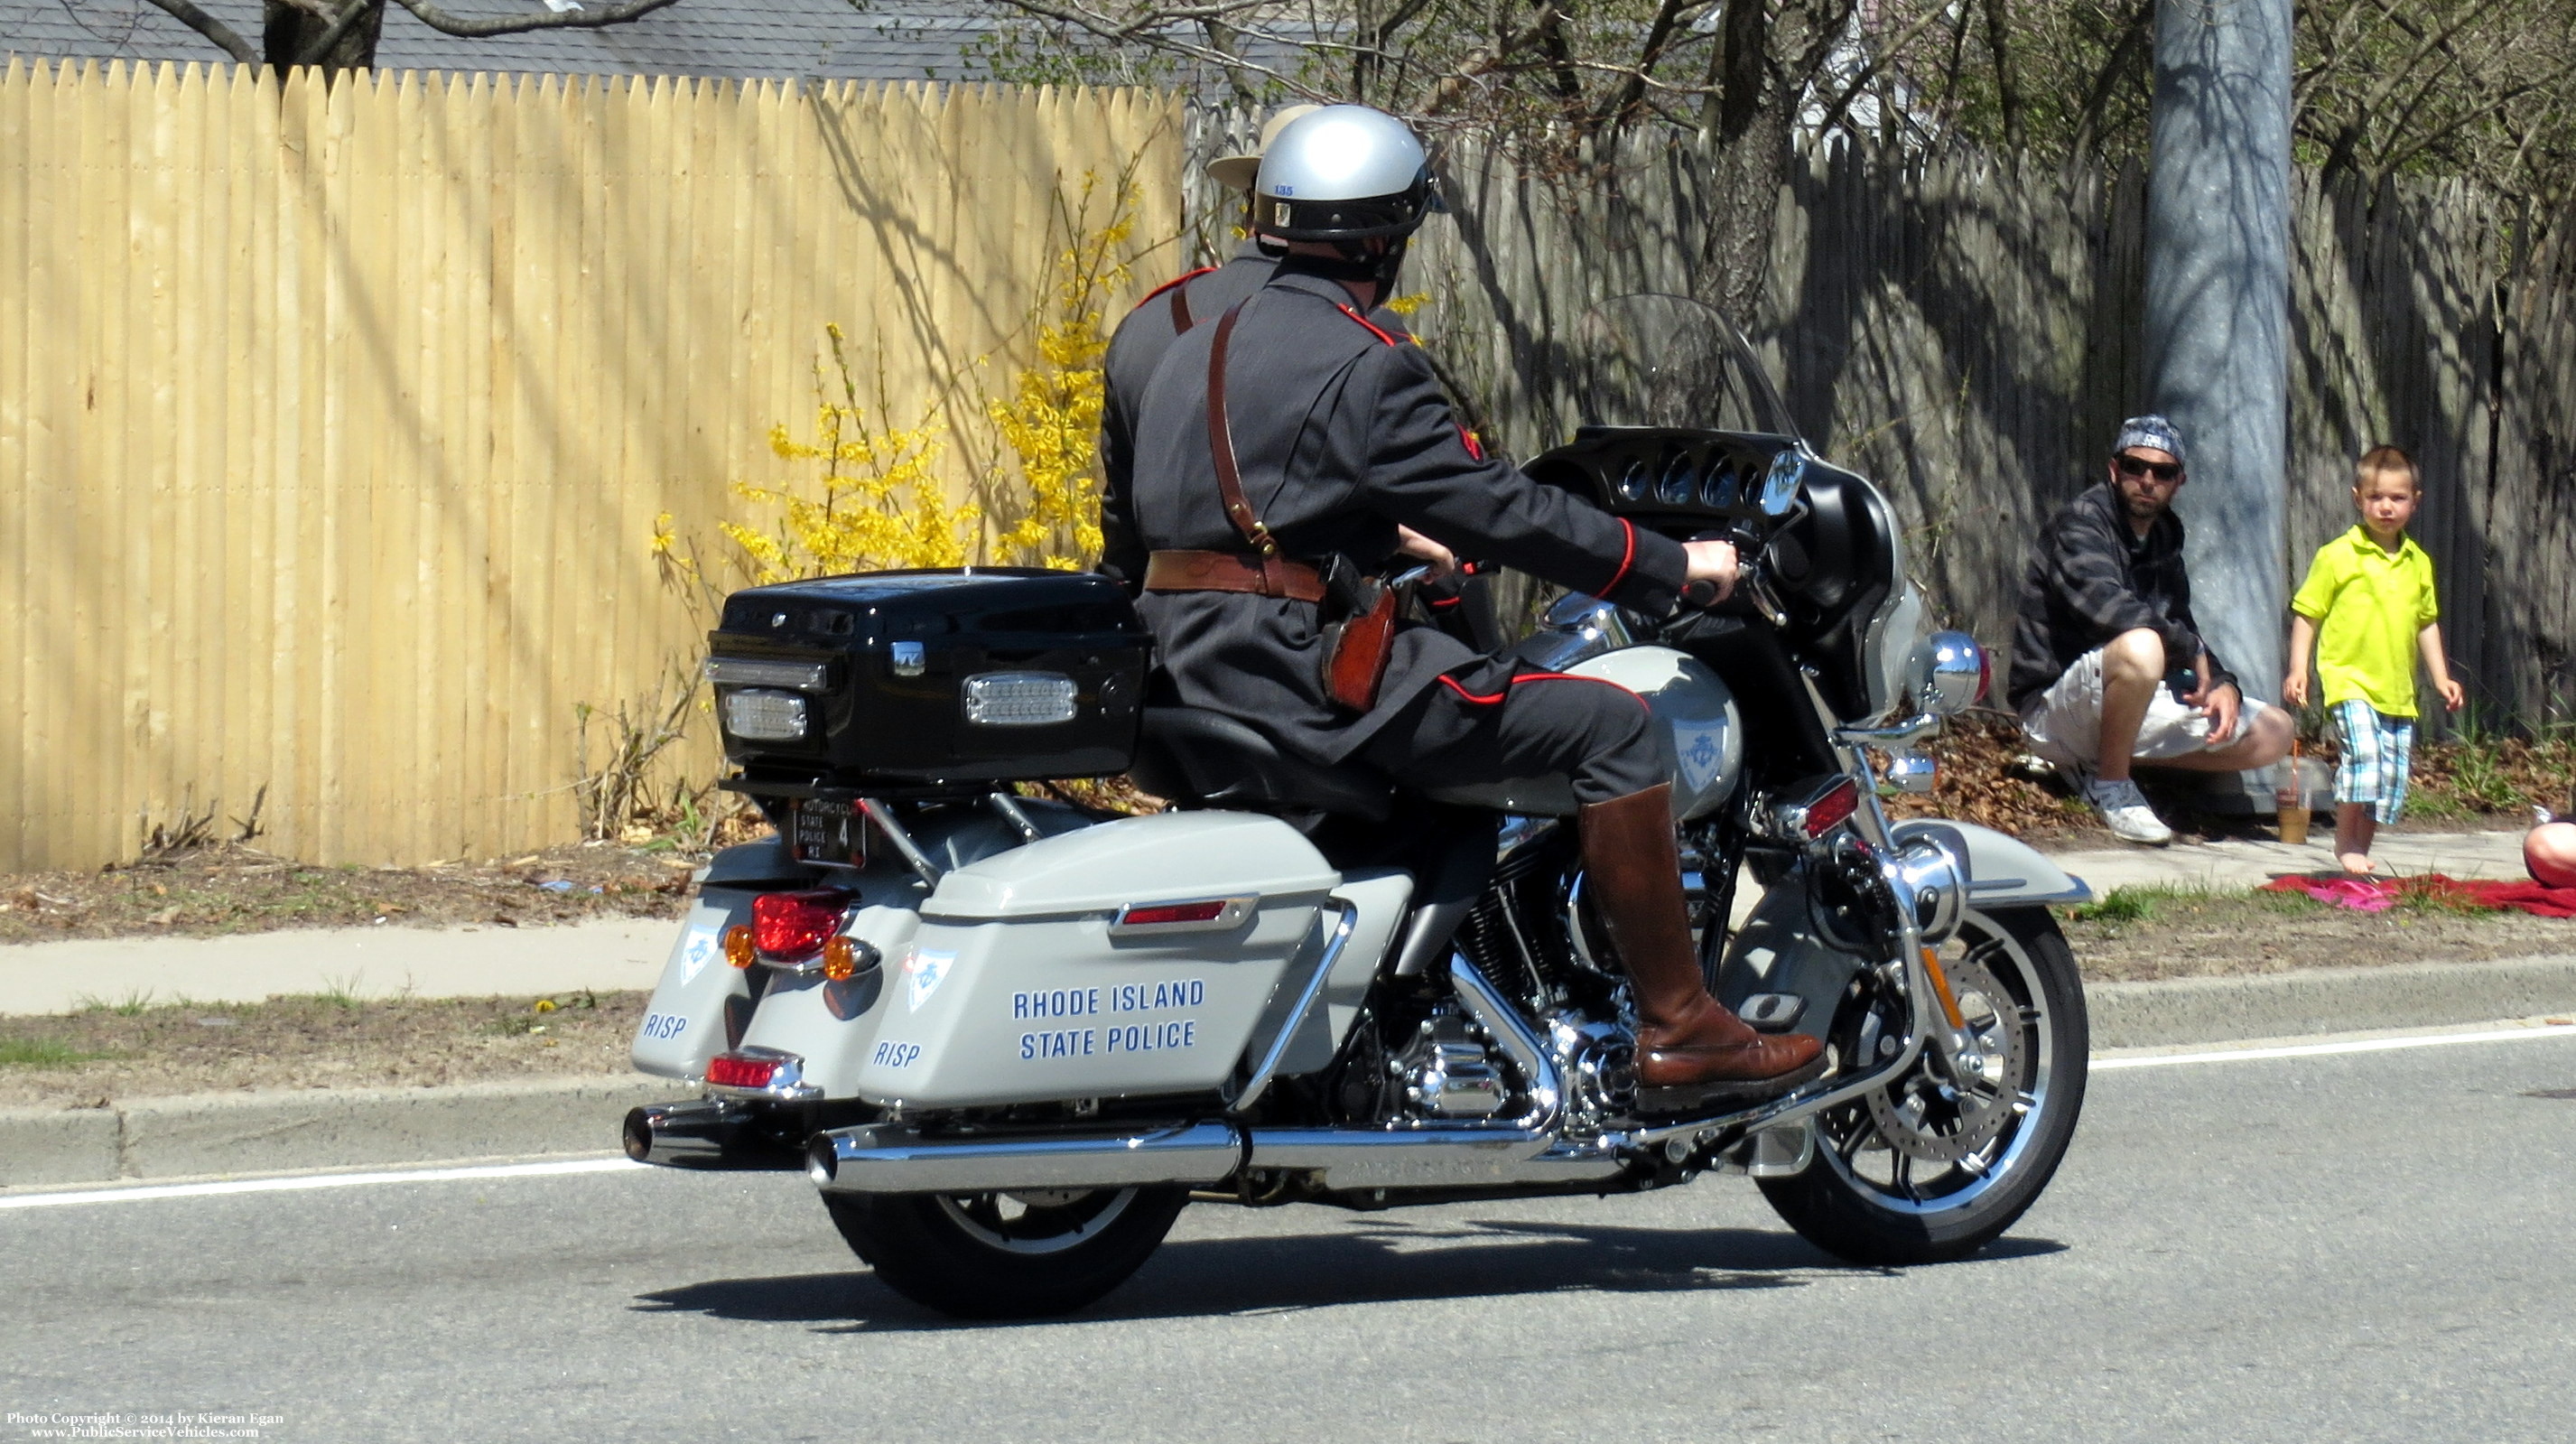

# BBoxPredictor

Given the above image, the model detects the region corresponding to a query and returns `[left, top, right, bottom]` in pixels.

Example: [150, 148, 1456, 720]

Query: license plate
[790, 797, 867, 866]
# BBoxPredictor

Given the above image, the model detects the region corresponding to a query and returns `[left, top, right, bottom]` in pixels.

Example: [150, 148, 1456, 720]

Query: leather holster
[1316, 554, 1397, 713]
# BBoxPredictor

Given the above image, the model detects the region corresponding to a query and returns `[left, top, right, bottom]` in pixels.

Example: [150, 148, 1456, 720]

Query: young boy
[2283, 445, 2466, 873]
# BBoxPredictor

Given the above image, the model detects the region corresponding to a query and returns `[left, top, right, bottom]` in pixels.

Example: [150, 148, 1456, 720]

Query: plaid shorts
[2331, 698, 2414, 824]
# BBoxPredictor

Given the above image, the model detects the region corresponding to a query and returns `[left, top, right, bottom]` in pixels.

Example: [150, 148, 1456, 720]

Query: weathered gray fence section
[1389, 134, 2576, 730]
[2486, 221, 2576, 723]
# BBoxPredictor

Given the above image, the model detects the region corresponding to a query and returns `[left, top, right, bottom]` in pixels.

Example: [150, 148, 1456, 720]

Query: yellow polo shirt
[2291, 525, 2440, 717]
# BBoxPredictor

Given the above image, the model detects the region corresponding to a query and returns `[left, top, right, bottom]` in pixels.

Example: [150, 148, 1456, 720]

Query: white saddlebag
[854, 811, 1342, 1108]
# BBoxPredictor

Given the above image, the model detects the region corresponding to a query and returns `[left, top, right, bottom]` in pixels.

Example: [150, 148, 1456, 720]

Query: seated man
[2009, 415, 2294, 844]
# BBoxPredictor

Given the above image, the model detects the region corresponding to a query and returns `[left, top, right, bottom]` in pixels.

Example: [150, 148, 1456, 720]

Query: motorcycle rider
[1121, 105, 1823, 1104]
[1099, 105, 1319, 592]
[1102, 106, 1502, 646]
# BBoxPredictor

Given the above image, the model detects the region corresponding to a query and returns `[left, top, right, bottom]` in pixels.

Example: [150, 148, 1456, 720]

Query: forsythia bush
[657, 175, 1144, 591]
[722, 322, 982, 582]
[984, 176, 1132, 571]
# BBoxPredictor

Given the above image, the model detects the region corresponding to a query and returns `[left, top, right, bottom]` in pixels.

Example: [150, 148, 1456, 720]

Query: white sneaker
[2088, 778, 2173, 846]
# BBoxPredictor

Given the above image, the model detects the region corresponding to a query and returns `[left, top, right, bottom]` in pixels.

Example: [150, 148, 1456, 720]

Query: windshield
[1567, 293, 1796, 438]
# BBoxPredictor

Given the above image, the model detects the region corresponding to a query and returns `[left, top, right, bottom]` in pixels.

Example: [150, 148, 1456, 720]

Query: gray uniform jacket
[1128, 263, 1689, 766]
[1100, 240, 1279, 587]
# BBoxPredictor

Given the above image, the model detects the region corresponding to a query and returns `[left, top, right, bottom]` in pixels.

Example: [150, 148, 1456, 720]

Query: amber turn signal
[822, 936, 860, 982]
[723, 925, 756, 969]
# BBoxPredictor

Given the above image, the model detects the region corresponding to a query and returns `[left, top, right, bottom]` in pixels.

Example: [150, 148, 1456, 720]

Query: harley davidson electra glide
[624, 295, 2093, 1318]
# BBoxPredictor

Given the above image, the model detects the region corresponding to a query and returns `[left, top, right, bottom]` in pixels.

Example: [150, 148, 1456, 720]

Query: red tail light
[752, 889, 851, 961]
[705, 1053, 782, 1089]
[1801, 778, 1861, 838]
[1120, 900, 1228, 927]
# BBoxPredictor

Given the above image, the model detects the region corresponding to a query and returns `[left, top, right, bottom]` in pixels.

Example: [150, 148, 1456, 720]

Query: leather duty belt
[1142, 549, 1326, 602]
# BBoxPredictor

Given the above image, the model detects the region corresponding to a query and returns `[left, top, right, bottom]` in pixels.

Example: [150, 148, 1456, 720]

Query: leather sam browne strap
[1205, 300, 1283, 558]
[1168, 277, 1193, 332]
[1142, 549, 1326, 601]
[1150, 297, 1397, 712]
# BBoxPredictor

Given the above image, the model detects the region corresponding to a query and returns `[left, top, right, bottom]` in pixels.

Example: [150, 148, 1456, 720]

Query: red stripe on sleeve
[1600, 518, 1636, 597]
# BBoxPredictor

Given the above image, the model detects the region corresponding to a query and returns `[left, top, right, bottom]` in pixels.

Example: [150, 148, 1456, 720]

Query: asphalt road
[5, 1029, 2572, 1444]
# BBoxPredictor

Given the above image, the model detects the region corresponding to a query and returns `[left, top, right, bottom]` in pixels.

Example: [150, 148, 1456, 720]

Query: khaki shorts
[2019, 646, 2270, 770]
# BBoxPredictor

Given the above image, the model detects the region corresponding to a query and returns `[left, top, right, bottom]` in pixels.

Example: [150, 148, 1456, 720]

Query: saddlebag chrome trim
[1226, 901, 1358, 1113]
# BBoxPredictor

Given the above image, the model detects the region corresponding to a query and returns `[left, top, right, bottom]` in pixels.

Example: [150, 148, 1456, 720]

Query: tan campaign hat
[1205, 105, 1323, 191]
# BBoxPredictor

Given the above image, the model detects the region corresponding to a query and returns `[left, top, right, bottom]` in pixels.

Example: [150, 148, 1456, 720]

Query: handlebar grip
[1680, 579, 1721, 609]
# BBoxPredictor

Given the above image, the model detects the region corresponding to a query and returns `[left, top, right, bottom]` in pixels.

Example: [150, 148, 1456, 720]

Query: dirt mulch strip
[2062, 887, 2576, 982]
[0, 991, 650, 1111]
[0, 843, 700, 945]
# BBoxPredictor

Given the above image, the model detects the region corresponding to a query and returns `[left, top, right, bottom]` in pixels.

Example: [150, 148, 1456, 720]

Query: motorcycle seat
[1130, 707, 1393, 823]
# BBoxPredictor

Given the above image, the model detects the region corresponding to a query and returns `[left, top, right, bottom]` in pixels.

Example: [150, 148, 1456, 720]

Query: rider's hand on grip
[1680, 536, 1738, 603]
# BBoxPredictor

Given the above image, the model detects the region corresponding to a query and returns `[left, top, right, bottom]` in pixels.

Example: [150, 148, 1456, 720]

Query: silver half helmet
[1252, 104, 1438, 241]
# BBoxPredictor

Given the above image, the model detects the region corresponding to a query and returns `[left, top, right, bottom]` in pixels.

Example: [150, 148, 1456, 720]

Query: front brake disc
[1863, 951, 2030, 1164]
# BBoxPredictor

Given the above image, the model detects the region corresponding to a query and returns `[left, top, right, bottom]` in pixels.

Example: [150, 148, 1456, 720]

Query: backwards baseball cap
[2113, 414, 2187, 466]
[1206, 105, 1323, 192]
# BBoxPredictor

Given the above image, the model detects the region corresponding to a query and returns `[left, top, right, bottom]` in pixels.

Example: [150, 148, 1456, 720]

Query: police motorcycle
[623, 293, 2093, 1319]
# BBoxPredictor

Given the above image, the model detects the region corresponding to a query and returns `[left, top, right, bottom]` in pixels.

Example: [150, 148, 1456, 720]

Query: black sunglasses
[2115, 453, 2183, 483]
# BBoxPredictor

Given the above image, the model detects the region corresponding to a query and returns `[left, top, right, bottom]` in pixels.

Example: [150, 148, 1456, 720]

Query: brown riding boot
[1579, 783, 1826, 1104]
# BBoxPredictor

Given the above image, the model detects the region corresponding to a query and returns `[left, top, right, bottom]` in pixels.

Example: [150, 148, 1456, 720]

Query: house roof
[0, 0, 1009, 81]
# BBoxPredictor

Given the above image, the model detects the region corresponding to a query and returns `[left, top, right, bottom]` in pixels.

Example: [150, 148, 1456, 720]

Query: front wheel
[823, 1185, 1188, 1318]
[1758, 906, 2087, 1265]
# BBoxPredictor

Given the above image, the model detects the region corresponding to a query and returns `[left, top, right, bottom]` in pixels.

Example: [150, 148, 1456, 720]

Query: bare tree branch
[2066, 0, 2151, 160]
[1801, 1, 1957, 147]
[1594, 0, 1707, 134]
[389, 0, 680, 40]
[1981, 0, 2022, 151]
[298, 0, 385, 66]
[140, 0, 262, 65]
[987, 0, 1328, 96]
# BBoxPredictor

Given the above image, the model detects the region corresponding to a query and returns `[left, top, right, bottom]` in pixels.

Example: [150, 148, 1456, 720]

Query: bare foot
[2338, 852, 2377, 876]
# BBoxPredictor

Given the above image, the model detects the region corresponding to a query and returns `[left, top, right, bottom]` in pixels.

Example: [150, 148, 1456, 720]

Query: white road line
[0, 1156, 646, 1211]
[7, 1024, 2573, 1211]
[2094, 1022, 2576, 1071]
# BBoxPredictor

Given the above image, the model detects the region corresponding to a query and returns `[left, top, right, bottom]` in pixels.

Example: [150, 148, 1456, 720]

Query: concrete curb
[6, 957, 2575, 1189]
[0, 1074, 675, 1188]
[2088, 954, 2576, 1048]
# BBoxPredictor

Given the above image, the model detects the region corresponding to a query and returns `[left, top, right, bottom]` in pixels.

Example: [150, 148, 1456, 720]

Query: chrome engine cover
[1389, 1004, 1510, 1118]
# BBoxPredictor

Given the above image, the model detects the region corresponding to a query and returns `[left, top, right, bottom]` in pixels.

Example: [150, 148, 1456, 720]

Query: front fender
[1891, 818, 2090, 908]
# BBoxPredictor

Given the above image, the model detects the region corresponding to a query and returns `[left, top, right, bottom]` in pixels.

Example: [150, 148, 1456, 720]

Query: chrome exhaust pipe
[622, 1099, 760, 1168]
[806, 1121, 1244, 1194]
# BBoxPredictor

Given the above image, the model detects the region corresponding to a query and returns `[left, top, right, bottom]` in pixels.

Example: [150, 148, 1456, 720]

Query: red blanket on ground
[2258, 872, 2576, 918]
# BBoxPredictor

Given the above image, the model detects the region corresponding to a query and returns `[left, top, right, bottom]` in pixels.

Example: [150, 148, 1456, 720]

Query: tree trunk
[1695, 121, 1791, 332]
[264, 0, 383, 74]
[1692, 0, 1795, 330]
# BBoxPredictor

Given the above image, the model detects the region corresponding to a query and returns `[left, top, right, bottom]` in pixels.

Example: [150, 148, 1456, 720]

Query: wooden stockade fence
[1406, 136, 2576, 733]
[0, 59, 1183, 871]
[8, 64, 2571, 873]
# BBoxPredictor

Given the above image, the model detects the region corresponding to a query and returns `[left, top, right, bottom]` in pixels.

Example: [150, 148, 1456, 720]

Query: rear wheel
[1758, 906, 2087, 1264]
[823, 1186, 1188, 1318]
